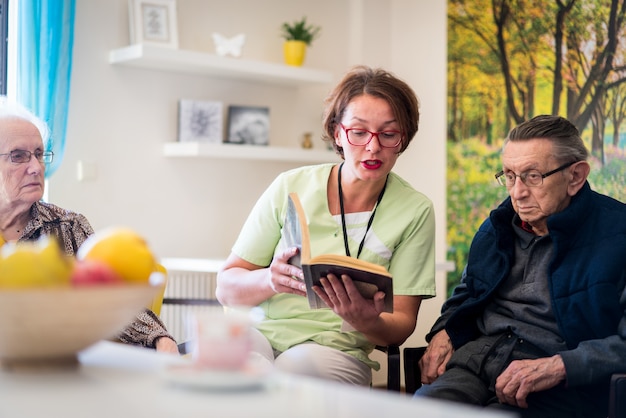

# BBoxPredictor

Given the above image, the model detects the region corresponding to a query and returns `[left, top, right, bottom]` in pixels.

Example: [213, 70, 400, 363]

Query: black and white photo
[178, 100, 223, 143]
[226, 106, 270, 146]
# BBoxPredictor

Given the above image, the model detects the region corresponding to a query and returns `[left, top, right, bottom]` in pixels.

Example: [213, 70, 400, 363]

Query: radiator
[160, 258, 224, 344]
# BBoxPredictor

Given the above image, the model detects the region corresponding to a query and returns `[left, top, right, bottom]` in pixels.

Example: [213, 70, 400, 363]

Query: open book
[284, 192, 393, 312]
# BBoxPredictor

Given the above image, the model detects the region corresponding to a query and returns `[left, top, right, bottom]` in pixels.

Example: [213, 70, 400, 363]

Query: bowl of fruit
[0, 227, 165, 369]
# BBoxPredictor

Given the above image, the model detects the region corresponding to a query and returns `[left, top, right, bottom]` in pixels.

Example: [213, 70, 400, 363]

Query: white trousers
[250, 328, 372, 386]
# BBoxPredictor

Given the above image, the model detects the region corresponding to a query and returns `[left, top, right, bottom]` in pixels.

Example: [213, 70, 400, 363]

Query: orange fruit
[77, 227, 157, 284]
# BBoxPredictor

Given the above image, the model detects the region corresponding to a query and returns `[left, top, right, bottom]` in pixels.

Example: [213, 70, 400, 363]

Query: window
[0, 0, 8, 95]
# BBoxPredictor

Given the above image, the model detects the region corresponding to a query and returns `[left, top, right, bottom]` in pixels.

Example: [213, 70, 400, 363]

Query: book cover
[286, 192, 393, 312]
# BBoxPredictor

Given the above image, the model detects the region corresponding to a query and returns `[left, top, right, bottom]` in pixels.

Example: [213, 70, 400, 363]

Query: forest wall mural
[446, 0, 626, 292]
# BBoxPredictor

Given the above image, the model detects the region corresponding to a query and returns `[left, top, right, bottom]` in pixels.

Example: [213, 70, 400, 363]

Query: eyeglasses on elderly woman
[0, 149, 54, 164]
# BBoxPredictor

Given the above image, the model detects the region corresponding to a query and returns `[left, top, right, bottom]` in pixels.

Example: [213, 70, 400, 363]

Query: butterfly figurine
[212, 33, 246, 58]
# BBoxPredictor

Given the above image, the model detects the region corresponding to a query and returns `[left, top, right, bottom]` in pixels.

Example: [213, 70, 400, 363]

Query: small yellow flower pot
[283, 40, 307, 66]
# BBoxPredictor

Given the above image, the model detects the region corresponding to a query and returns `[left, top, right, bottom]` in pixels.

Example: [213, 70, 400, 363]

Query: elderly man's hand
[495, 355, 566, 408]
[420, 330, 454, 384]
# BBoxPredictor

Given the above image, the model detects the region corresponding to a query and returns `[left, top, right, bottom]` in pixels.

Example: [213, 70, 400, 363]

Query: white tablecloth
[0, 341, 514, 418]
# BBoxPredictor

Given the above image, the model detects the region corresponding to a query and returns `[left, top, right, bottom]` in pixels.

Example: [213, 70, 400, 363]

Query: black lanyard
[337, 163, 388, 259]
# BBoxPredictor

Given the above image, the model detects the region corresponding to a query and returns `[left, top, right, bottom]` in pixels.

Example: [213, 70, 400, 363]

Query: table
[0, 341, 515, 418]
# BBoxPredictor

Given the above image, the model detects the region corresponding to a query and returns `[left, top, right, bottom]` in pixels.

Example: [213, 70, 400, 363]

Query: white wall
[389, 0, 448, 348]
[50, 0, 448, 347]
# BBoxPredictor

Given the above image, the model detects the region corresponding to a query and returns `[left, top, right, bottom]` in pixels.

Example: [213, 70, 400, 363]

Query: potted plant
[280, 16, 321, 66]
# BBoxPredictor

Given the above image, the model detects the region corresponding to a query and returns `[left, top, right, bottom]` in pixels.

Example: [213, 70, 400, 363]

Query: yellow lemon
[77, 227, 157, 284]
[38, 236, 74, 282]
[0, 236, 72, 288]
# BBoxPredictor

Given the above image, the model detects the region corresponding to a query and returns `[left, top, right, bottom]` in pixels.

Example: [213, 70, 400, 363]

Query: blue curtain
[16, 0, 76, 177]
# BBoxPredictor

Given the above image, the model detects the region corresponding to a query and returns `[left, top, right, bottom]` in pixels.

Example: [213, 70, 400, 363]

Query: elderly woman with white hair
[0, 98, 179, 354]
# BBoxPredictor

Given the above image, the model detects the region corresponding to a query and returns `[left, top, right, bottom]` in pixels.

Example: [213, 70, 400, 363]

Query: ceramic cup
[188, 306, 257, 370]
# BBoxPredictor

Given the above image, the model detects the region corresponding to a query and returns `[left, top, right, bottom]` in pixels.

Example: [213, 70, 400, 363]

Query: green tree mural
[447, 0, 626, 293]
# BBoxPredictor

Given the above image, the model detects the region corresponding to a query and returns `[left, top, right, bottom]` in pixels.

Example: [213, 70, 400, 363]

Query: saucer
[162, 363, 269, 391]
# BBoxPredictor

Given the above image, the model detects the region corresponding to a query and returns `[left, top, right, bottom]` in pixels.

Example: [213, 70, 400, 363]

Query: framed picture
[226, 106, 270, 146]
[178, 100, 224, 143]
[128, 0, 179, 48]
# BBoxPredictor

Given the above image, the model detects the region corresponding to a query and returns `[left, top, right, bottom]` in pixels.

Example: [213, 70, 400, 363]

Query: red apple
[70, 259, 124, 286]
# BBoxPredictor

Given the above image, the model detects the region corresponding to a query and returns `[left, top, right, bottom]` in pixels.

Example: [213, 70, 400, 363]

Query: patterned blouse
[19, 201, 176, 348]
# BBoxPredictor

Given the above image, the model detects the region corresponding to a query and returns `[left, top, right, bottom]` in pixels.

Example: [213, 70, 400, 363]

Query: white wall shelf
[163, 142, 339, 163]
[109, 44, 334, 86]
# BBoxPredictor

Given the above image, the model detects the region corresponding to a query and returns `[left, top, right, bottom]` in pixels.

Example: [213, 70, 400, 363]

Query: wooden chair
[609, 373, 626, 418]
[376, 345, 401, 391]
[403, 346, 427, 394]
[403, 346, 626, 418]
